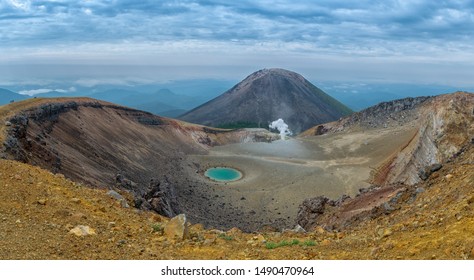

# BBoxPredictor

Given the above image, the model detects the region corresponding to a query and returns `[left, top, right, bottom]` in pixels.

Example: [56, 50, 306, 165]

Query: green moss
[151, 223, 163, 233]
[218, 233, 234, 241]
[265, 242, 278, 249]
[303, 240, 316, 247]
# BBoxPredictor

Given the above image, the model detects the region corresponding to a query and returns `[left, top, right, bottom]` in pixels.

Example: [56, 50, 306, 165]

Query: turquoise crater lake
[205, 167, 242, 182]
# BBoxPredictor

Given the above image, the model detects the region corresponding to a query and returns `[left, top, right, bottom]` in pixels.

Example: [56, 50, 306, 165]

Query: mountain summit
[180, 68, 352, 133]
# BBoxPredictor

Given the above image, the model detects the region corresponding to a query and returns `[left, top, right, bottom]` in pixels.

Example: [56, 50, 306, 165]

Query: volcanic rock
[37, 199, 47, 205]
[296, 196, 331, 230]
[107, 190, 124, 201]
[293, 224, 306, 233]
[142, 178, 179, 217]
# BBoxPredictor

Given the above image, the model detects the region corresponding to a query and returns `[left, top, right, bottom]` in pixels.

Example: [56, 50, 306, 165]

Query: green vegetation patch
[217, 233, 234, 241]
[151, 223, 164, 234]
[302, 240, 316, 246]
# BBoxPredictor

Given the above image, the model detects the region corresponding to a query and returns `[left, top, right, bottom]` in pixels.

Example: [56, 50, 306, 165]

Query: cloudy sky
[1, 0, 474, 88]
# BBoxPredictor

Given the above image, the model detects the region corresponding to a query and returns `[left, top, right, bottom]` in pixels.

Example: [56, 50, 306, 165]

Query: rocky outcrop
[2, 111, 62, 172]
[343, 96, 430, 129]
[304, 92, 473, 187]
[296, 196, 332, 230]
[418, 163, 442, 181]
[1, 101, 103, 165]
[2, 114, 29, 161]
[298, 92, 473, 231]
[381, 92, 473, 185]
[139, 178, 179, 217]
[304, 96, 431, 135]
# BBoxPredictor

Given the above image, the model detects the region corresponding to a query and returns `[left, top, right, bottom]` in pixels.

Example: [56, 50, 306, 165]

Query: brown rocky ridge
[1, 97, 280, 230]
[297, 92, 473, 231]
[0, 134, 472, 259]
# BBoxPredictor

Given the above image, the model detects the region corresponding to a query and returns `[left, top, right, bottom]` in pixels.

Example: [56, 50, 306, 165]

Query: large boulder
[164, 214, 189, 240]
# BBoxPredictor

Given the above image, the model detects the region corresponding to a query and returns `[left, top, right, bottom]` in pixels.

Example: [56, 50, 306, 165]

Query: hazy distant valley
[0, 80, 235, 118]
[2, 76, 469, 116]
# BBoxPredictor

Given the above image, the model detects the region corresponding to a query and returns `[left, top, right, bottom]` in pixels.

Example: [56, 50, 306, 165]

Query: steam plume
[269, 118, 292, 140]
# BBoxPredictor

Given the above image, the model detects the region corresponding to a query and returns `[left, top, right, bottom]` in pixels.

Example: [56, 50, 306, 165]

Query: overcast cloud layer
[1, 0, 474, 86]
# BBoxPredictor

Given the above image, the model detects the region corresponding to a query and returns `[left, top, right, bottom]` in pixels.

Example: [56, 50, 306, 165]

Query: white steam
[269, 118, 292, 140]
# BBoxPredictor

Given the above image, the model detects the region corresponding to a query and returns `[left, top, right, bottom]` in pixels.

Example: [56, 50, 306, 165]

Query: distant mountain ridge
[180, 68, 353, 133]
[0, 87, 219, 118]
[0, 88, 28, 104]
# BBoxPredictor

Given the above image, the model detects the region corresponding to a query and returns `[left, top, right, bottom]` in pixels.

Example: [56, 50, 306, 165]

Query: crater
[204, 167, 242, 182]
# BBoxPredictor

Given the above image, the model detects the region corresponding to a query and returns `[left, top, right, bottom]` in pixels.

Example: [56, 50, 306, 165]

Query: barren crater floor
[184, 126, 418, 231]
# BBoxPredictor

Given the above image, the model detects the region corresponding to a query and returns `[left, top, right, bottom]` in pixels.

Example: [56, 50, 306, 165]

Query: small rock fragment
[107, 190, 129, 208]
[203, 238, 215, 245]
[430, 164, 442, 173]
[314, 226, 326, 234]
[69, 225, 96, 236]
[467, 196, 474, 205]
[321, 239, 331, 246]
[71, 198, 81, 203]
[370, 247, 380, 257]
[120, 199, 129, 208]
[226, 227, 242, 238]
[378, 228, 392, 238]
[107, 190, 124, 201]
[383, 202, 395, 213]
[253, 234, 266, 243]
[293, 224, 306, 233]
[415, 187, 425, 193]
[37, 199, 47, 205]
[71, 212, 87, 220]
[382, 228, 393, 237]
